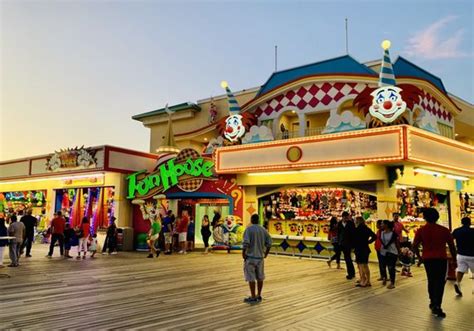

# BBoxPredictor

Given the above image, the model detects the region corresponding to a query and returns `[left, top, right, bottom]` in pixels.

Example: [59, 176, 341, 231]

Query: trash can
[117, 227, 134, 251]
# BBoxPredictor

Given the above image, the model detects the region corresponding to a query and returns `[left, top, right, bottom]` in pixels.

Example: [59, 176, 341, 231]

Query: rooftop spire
[156, 104, 180, 155]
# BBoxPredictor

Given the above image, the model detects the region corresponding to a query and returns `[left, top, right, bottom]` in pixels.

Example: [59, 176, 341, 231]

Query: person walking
[392, 212, 409, 242]
[76, 217, 90, 260]
[353, 216, 376, 287]
[47, 211, 66, 258]
[63, 223, 76, 258]
[327, 217, 341, 269]
[177, 211, 190, 254]
[242, 214, 272, 304]
[20, 209, 37, 257]
[379, 220, 400, 289]
[102, 216, 118, 255]
[201, 215, 212, 254]
[162, 211, 173, 255]
[187, 216, 195, 252]
[212, 209, 221, 230]
[7, 215, 25, 267]
[337, 211, 356, 280]
[413, 208, 457, 318]
[0, 218, 8, 267]
[451, 216, 473, 297]
[374, 220, 385, 281]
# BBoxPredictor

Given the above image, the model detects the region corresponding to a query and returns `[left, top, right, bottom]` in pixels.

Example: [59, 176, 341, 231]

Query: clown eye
[389, 92, 397, 102]
[377, 95, 384, 103]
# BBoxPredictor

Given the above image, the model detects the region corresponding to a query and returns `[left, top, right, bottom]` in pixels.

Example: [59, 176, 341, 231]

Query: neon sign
[126, 157, 214, 199]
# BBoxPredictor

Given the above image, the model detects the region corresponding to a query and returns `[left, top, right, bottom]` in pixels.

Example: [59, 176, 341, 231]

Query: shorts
[244, 258, 265, 282]
[178, 232, 187, 242]
[457, 254, 474, 274]
[187, 233, 195, 242]
[65, 242, 72, 250]
[164, 233, 172, 244]
[149, 234, 159, 241]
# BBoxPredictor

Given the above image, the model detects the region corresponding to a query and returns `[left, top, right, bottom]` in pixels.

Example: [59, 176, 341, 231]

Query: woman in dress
[201, 215, 212, 254]
[353, 216, 376, 287]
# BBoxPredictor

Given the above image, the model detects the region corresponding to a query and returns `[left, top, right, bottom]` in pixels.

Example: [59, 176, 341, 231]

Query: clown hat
[220, 81, 241, 114]
[379, 40, 396, 87]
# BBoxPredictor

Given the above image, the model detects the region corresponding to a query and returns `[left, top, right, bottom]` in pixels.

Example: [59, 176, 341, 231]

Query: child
[63, 223, 76, 258]
[399, 245, 414, 277]
[89, 233, 98, 258]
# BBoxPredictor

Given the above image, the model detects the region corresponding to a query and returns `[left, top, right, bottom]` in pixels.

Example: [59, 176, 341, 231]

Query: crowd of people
[1, 206, 472, 320]
[0, 209, 119, 267]
[145, 209, 221, 258]
[321, 208, 472, 318]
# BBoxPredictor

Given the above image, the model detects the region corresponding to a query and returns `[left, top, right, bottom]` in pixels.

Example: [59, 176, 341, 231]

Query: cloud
[404, 16, 470, 59]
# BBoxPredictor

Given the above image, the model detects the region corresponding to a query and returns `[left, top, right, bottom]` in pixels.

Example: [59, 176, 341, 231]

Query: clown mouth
[377, 107, 402, 118]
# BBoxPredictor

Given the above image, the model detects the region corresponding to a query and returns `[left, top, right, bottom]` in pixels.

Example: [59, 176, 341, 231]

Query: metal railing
[274, 126, 325, 140]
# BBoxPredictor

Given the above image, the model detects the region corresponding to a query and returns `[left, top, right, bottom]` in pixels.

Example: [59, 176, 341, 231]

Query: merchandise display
[397, 187, 450, 231]
[264, 187, 377, 240]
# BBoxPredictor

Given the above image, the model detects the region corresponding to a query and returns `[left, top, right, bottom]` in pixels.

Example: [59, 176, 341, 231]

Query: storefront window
[397, 188, 450, 229]
[262, 187, 377, 239]
[55, 187, 115, 232]
[0, 190, 47, 215]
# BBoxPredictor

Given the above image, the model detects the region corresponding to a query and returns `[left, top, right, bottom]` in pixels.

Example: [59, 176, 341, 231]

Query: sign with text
[126, 150, 215, 199]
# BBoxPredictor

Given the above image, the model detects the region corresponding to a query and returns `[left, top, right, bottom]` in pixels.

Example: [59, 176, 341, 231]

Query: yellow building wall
[306, 112, 330, 129]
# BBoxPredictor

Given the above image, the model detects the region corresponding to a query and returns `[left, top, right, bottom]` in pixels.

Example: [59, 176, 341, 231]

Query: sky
[1, 0, 473, 161]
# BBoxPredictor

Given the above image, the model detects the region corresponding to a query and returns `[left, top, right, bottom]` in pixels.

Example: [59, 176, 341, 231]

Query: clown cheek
[396, 101, 402, 106]
[374, 105, 379, 110]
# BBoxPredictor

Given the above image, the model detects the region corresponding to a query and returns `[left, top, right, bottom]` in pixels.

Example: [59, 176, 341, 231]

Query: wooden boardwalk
[1, 244, 472, 330]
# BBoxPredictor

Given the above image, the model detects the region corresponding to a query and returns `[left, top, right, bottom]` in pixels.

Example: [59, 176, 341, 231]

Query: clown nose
[225, 126, 233, 133]
[383, 101, 393, 110]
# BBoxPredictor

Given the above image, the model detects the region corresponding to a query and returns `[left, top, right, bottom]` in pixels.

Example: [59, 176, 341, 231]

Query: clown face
[369, 86, 406, 123]
[224, 114, 245, 142]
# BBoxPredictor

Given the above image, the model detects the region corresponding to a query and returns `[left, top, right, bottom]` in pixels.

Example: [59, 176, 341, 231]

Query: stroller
[399, 241, 414, 277]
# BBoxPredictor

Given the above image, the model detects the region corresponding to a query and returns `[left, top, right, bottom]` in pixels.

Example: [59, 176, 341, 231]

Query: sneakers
[346, 275, 355, 280]
[387, 283, 395, 289]
[454, 283, 463, 296]
[147, 254, 154, 258]
[45, 255, 52, 258]
[243, 297, 259, 305]
[102, 252, 108, 255]
[432, 307, 446, 318]
[256, 295, 263, 302]
[110, 252, 118, 255]
[26, 254, 32, 258]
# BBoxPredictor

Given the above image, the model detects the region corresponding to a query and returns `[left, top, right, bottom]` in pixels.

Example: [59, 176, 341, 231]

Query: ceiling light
[0, 173, 105, 185]
[248, 171, 299, 176]
[446, 174, 469, 181]
[300, 166, 364, 173]
[414, 168, 442, 177]
[395, 184, 416, 189]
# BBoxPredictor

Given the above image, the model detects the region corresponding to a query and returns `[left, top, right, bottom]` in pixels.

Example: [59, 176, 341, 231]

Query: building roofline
[132, 102, 201, 121]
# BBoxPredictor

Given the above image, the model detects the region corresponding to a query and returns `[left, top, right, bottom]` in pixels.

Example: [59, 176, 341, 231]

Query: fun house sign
[126, 152, 215, 199]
